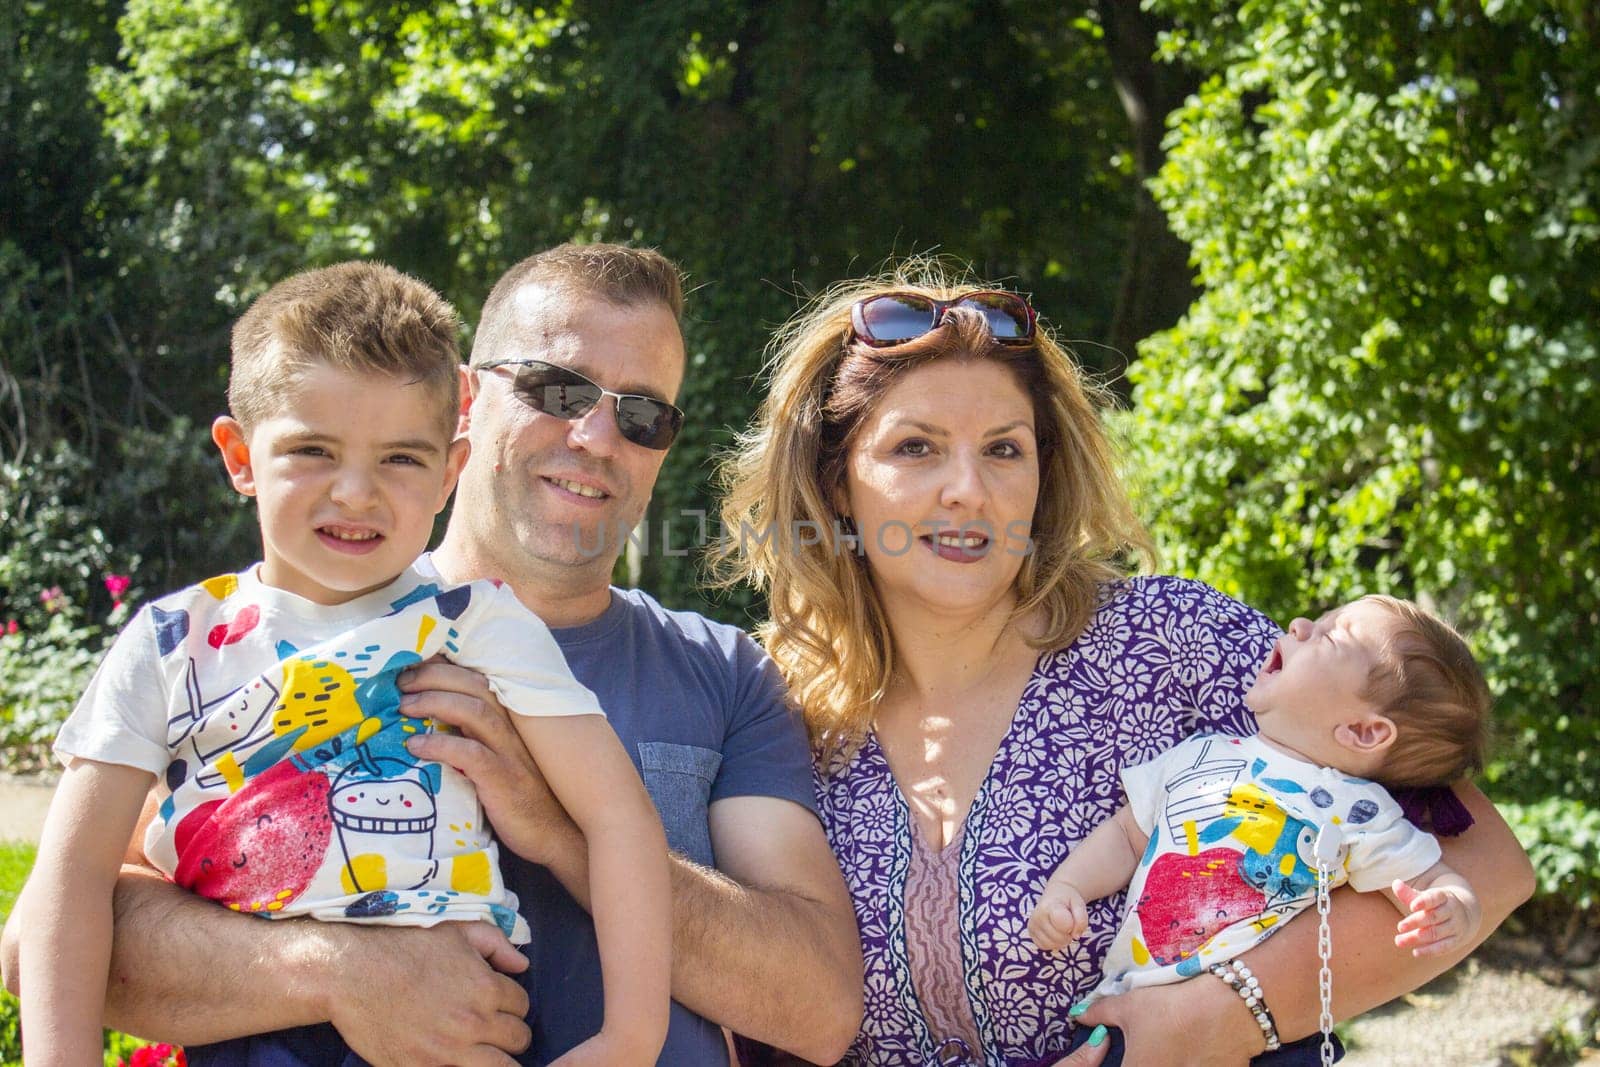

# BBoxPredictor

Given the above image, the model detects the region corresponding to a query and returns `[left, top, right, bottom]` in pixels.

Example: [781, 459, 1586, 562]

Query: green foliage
[1127, 1, 1598, 828]
[1502, 798, 1600, 910]
[73, 0, 1148, 614]
[0, 447, 135, 768]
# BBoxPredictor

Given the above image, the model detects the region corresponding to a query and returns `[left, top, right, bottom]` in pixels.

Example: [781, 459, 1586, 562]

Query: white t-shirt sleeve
[1121, 740, 1189, 836]
[450, 582, 605, 720]
[1343, 804, 1444, 892]
[53, 606, 172, 775]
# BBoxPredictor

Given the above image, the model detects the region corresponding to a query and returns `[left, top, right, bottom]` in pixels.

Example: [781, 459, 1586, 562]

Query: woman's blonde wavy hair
[712, 260, 1155, 760]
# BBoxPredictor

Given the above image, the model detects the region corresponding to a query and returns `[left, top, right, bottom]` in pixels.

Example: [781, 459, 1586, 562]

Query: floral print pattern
[816, 577, 1279, 1066]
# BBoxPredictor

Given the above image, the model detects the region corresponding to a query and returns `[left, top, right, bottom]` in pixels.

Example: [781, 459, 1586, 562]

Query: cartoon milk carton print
[1162, 739, 1248, 840]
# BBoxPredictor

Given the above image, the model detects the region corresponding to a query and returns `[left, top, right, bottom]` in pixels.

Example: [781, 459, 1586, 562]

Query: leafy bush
[1502, 799, 1600, 912]
[1127, 0, 1598, 893]
[0, 447, 137, 771]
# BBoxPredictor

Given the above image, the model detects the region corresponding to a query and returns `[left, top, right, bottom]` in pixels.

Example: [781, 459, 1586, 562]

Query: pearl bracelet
[1208, 959, 1282, 1052]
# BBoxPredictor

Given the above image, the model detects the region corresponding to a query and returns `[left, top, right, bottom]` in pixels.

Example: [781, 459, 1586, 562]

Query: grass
[0, 842, 34, 922]
[0, 841, 34, 1065]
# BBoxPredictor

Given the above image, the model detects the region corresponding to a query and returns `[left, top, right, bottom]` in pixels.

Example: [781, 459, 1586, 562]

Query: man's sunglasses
[477, 359, 685, 451]
[848, 290, 1037, 348]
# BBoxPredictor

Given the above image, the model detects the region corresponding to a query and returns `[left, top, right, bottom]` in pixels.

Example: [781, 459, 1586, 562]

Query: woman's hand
[1062, 975, 1266, 1067]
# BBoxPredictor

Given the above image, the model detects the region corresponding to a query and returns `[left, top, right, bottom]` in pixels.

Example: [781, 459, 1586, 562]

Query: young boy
[1029, 594, 1490, 1062]
[21, 262, 670, 1066]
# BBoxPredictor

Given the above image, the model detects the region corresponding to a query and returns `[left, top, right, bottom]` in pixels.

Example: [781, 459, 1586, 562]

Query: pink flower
[124, 1042, 186, 1067]
[39, 586, 64, 613]
[104, 572, 132, 606]
[3, 619, 17, 635]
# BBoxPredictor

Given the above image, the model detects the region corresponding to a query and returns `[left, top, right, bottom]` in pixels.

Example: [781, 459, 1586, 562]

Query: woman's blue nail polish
[1087, 1025, 1108, 1048]
[1069, 1001, 1090, 1017]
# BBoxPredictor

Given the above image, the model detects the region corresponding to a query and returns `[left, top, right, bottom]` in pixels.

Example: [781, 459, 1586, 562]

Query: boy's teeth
[325, 528, 378, 541]
[553, 478, 605, 498]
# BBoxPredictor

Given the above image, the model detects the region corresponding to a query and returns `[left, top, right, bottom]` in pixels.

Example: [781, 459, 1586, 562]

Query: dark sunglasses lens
[512, 366, 603, 418]
[860, 294, 938, 343]
[615, 398, 682, 450]
[957, 293, 1032, 339]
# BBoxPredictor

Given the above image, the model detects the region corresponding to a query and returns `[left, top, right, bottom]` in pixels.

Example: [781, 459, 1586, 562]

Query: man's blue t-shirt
[187, 586, 817, 1066]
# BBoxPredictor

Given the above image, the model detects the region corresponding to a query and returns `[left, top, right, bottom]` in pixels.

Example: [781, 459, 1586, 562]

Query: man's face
[457, 285, 686, 577]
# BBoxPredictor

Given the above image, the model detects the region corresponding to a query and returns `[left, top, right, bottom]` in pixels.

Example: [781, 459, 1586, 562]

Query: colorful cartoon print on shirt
[1133, 823, 1265, 969]
[1199, 782, 1320, 908]
[157, 587, 477, 915]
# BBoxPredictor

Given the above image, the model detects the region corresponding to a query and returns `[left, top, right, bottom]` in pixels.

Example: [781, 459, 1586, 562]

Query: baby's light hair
[1361, 595, 1492, 787]
[229, 261, 461, 434]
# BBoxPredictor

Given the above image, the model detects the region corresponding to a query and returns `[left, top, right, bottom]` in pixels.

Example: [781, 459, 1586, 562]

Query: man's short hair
[229, 261, 461, 433]
[470, 243, 684, 367]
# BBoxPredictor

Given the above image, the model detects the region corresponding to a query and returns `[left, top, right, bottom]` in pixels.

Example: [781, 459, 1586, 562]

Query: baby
[21, 262, 669, 1066]
[1029, 594, 1490, 1061]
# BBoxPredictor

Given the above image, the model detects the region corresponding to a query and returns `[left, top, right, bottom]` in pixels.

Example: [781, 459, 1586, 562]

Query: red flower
[104, 573, 132, 605]
[123, 1042, 186, 1067]
[3, 619, 16, 635]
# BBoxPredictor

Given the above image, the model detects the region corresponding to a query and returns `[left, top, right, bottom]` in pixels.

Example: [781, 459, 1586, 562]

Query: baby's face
[1244, 600, 1395, 765]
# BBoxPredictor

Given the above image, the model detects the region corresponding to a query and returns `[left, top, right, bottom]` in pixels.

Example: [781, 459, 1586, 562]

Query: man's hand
[399, 659, 581, 870]
[324, 922, 532, 1067]
[1029, 882, 1089, 951]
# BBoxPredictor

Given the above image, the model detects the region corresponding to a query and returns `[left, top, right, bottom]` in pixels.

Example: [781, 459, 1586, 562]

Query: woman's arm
[1075, 781, 1534, 1065]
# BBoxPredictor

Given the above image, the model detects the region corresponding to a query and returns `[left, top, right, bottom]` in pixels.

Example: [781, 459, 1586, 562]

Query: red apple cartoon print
[1135, 846, 1264, 966]
[173, 760, 331, 913]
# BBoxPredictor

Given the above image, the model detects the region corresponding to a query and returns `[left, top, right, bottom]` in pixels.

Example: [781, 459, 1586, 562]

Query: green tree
[90, 0, 1185, 613]
[1126, 0, 1600, 803]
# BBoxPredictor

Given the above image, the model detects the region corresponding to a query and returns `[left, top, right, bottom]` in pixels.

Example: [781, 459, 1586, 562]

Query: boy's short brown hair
[1362, 595, 1493, 788]
[229, 261, 461, 433]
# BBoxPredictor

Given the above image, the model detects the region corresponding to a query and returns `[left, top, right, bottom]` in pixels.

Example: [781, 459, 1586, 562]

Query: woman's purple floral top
[815, 577, 1278, 1065]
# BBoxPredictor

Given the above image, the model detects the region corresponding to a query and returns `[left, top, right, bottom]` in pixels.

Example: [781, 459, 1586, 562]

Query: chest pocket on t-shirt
[638, 741, 722, 868]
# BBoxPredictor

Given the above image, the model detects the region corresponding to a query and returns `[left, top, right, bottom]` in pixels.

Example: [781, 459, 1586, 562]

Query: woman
[715, 265, 1533, 1066]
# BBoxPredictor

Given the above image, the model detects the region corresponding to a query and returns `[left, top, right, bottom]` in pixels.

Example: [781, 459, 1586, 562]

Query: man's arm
[401, 664, 864, 1065]
[2, 840, 534, 1066]
[1074, 780, 1535, 1066]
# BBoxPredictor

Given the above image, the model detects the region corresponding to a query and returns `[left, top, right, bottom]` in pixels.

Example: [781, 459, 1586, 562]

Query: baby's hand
[1029, 883, 1088, 951]
[1392, 878, 1483, 958]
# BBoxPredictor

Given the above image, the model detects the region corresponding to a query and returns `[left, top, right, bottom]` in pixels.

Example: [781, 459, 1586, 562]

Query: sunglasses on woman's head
[848, 290, 1037, 348]
[476, 358, 685, 451]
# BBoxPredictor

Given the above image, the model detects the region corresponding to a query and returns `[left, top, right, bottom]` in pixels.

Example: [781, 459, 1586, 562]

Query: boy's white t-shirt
[1093, 732, 1442, 997]
[54, 559, 602, 942]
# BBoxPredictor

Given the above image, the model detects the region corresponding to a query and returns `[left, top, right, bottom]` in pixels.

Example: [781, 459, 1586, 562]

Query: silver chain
[1313, 823, 1342, 1067]
[1316, 858, 1335, 1065]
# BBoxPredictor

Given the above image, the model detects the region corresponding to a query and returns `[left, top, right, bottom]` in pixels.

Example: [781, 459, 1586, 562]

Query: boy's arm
[1387, 860, 1483, 957]
[401, 662, 863, 1065]
[18, 759, 153, 1067]
[2, 828, 535, 1066]
[509, 712, 671, 1065]
[1031, 804, 1148, 950]
[1046, 804, 1149, 903]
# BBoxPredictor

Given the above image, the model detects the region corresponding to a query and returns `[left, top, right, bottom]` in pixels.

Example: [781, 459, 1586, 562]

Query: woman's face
[838, 357, 1041, 621]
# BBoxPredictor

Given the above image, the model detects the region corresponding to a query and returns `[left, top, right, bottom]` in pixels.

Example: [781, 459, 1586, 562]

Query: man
[1, 244, 863, 1065]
